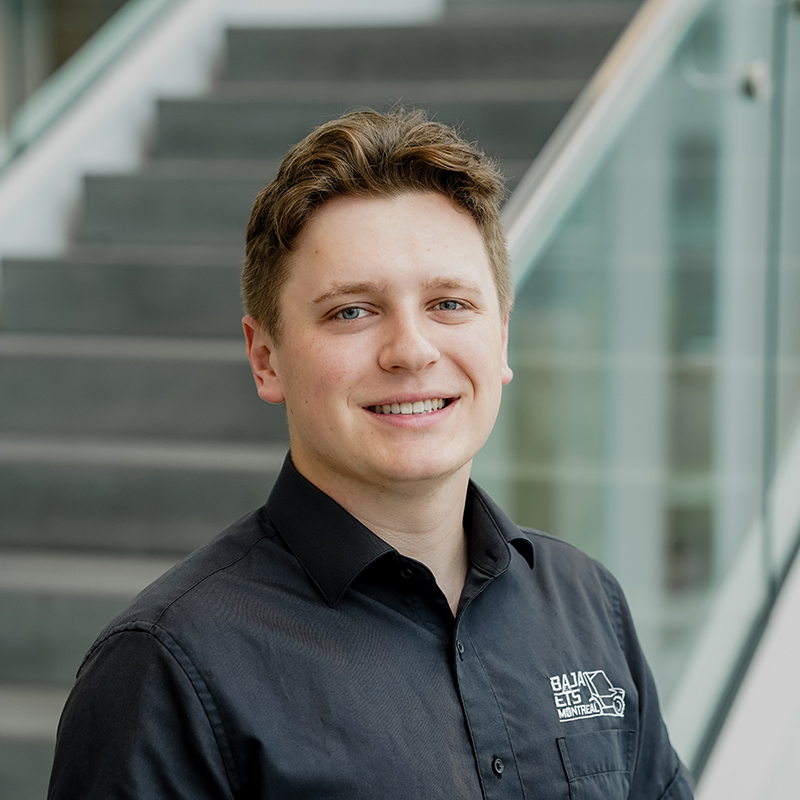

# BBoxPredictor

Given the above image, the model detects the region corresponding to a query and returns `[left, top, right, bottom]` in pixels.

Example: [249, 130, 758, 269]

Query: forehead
[287, 192, 494, 293]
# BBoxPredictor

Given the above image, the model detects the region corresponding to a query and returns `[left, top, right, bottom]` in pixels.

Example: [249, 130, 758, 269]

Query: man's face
[244, 192, 512, 497]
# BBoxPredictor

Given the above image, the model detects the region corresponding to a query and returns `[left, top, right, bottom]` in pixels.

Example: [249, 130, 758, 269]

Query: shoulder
[82, 507, 288, 667]
[520, 525, 621, 592]
[513, 526, 632, 647]
[469, 481, 627, 626]
[470, 481, 622, 602]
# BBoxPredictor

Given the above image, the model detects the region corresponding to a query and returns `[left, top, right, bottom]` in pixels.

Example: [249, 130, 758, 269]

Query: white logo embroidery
[549, 669, 626, 722]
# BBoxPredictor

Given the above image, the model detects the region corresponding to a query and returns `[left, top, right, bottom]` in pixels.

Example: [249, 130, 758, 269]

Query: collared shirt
[49, 456, 693, 799]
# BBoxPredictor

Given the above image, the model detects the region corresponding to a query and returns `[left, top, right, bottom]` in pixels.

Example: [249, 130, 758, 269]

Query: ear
[242, 316, 286, 404]
[500, 313, 513, 386]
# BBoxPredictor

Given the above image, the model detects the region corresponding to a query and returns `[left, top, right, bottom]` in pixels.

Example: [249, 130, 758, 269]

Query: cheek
[460, 333, 506, 382]
[291, 345, 360, 401]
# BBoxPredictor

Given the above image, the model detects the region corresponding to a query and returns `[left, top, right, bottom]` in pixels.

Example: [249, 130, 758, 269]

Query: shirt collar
[265, 455, 534, 607]
[466, 481, 535, 574]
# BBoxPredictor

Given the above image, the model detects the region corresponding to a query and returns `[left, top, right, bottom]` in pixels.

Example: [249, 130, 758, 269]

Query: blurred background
[0, 0, 798, 797]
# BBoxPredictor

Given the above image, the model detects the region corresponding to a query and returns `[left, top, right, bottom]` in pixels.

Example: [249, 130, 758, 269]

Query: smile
[368, 398, 447, 415]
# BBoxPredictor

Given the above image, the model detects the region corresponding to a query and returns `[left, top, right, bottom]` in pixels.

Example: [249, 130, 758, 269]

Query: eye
[334, 306, 369, 321]
[435, 299, 465, 312]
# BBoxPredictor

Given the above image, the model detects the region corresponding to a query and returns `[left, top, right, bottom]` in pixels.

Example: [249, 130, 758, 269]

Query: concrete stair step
[153, 94, 563, 163]
[222, 20, 627, 82]
[0, 552, 177, 685]
[206, 78, 585, 104]
[1, 245, 244, 338]
[0, 437, 285, 552]
[0, 333, 286, 441]
[0, 684, 67, 800]
[79, 155, 532, 244]
[79, 161, 274, 245]
[0, 547, 198, 794]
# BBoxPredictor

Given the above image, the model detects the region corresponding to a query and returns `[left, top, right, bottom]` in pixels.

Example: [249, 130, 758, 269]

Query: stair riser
[0, 592, 130, 686]
[81, 174, 267, 245]
[1, 260, 243, 338]
[154, 99, 566, 162]
[223, 25, 623, 82]
[0, 462, 279, 553]
[0, 355, 286, 441]
[0, 739, 55, 800]
[80, 155, 536, 247]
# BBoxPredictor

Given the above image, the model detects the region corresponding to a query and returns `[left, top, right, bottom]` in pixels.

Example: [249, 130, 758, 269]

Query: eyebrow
[424, 277, 485, 296]
[311, 277, 486, 306]
[312, 282, 384, 306]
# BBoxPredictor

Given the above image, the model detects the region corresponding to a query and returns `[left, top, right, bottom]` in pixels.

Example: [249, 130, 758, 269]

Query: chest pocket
[557, 729, 635, 800]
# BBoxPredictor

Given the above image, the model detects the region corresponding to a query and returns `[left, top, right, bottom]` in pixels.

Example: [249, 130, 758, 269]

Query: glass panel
[474, 0, 793, 771]
[773, 8, 800, 574]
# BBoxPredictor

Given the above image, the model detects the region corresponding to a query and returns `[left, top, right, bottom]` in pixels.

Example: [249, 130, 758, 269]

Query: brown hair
[242, 108, 513, 342]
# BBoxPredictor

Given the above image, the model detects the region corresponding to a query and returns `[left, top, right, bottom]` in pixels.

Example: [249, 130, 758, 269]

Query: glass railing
[473, 0, 799, 778]
[0, 0, 179, 173]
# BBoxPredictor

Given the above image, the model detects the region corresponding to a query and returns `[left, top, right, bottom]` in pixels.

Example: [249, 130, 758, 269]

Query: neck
[357, 481, 470, 616]
[299, 462, 472, 615]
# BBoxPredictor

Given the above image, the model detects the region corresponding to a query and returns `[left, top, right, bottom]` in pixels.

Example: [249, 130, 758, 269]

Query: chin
[373, 454, 473, 487]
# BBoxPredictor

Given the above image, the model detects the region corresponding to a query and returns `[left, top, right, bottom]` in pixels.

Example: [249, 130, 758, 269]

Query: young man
[49, 109, 693, 798]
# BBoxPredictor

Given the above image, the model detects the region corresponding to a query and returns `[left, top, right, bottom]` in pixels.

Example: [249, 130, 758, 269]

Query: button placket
[453, 622, 524, 798]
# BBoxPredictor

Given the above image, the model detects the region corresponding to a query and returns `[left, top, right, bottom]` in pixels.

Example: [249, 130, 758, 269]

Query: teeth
[370, 399, 446, 415]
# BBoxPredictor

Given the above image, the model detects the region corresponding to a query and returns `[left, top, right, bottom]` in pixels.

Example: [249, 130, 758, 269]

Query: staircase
[0, 4, 636, 796]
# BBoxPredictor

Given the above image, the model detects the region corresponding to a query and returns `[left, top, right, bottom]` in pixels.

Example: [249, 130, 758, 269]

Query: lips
[367, 398, 447, 415]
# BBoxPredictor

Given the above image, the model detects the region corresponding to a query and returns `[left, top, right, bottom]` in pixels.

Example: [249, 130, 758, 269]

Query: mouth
[367, 398, 450, 416]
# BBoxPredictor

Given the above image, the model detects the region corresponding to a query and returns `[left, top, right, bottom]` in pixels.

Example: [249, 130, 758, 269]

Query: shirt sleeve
[48, 627, 237, 800]
[601, 570, 695, 800]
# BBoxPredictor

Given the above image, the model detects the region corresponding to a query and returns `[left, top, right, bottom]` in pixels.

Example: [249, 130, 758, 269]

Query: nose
[378, 312, 440, 373]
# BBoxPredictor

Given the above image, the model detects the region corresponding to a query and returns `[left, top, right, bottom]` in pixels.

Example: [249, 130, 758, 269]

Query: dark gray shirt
[49, 456, 693, 799]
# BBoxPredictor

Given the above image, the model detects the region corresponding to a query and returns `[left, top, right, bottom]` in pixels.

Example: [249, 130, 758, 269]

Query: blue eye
[437, 300, 463, 311]
[336, 307, 367, 320]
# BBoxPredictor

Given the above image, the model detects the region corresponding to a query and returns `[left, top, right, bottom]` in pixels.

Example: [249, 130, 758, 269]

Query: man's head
[242, 109, 514, 498]
[242, 108, 513, 343]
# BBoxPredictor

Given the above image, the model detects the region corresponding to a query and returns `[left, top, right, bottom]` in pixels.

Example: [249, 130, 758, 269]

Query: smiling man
[49, 109, 693, 799]
[243, 189, 512, 614]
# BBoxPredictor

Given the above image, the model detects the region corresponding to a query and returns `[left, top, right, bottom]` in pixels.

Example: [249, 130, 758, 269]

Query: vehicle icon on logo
[585, 670, 625, 717]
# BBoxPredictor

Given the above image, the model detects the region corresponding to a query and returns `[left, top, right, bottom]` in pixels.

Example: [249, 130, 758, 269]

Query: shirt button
[400, 568, 413, 579]
[456, 639, 465, 655]
[492, 757, 505, 776]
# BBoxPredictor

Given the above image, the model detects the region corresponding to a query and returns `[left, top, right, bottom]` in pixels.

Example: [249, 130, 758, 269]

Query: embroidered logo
[549, 669, 626, 722]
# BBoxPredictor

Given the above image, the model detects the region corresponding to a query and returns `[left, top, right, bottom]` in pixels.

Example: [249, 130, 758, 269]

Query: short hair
[242, 108, 513, 342]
